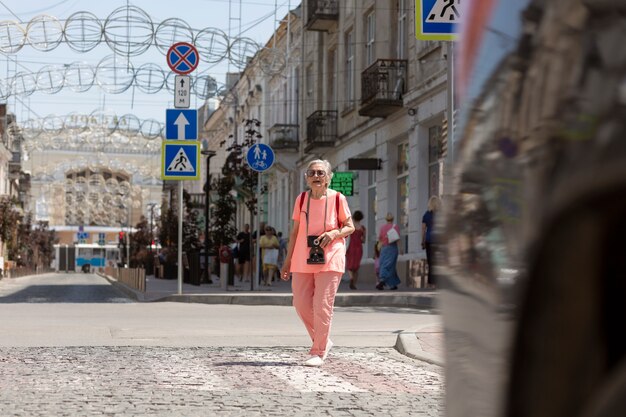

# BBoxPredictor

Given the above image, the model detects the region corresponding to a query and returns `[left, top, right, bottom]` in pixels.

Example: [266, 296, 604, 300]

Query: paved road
[0, 273, 444, 416]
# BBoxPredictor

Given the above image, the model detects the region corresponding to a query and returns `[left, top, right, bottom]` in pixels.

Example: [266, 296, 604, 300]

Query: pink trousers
[291, 271, 342, 356]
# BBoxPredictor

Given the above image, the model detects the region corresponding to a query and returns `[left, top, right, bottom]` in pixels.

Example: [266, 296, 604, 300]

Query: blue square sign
[165, 109, 198, 140]
[416, 0, 460, 41]
[161, 141, 200, 180]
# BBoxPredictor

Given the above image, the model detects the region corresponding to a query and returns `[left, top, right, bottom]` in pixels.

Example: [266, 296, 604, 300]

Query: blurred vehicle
[440, 0, 626, 416]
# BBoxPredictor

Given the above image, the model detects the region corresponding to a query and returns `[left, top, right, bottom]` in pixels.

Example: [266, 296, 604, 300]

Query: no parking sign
[167, 42, 199, 74]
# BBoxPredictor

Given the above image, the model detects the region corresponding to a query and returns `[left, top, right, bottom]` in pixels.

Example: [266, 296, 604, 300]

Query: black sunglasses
[305, 169, 326, 177]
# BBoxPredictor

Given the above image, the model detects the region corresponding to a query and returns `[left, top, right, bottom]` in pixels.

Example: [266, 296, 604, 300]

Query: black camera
[307, 235, 325, 264]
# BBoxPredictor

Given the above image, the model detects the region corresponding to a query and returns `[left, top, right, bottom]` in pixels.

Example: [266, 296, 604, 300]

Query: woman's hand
[280, 260, 291, 281]
[317, 230, 339, 248]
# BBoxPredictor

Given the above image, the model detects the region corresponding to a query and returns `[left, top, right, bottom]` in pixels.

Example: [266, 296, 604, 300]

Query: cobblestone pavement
[0, 346, 443, 416]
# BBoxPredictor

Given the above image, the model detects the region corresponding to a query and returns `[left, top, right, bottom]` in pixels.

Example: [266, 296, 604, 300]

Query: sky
[0, 0, 294, 126]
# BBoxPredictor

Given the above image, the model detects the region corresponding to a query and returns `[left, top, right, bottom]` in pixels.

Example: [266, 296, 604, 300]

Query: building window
[397, 0, 407, 59]
[365, 11, 376, 66]
[346, 0, 355, 16]
[283, 81, 288, 123]
[429, 125, 443, 197]
[328, 48, 337, 110]
[345, 29, 355, 108]
[305, 64, 314, 116]
[367, 168, 377, 258]
[397, 142, 410, 250]
[293, 67, 300, 124]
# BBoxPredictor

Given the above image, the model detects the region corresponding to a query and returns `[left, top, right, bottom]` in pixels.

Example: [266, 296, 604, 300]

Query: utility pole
[201, 146, 216, 283]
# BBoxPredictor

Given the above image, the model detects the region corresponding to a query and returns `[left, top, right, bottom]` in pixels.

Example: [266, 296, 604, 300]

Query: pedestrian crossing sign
[416, 0, 460, 41]
[161, 141, 200, 180]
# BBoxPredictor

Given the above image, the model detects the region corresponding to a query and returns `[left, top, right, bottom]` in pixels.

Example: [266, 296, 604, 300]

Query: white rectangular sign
[174, 75, 191, 108]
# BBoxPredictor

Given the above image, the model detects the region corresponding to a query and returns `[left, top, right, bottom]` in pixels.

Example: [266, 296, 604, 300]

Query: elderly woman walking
[280, 159, 355, 367]
[376, 213, 401, 290]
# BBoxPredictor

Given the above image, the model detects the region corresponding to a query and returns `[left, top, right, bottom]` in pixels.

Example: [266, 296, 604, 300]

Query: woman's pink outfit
[290, 190, 351, 356]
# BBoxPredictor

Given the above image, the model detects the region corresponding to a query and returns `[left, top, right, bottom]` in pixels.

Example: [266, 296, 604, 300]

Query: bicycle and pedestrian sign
[161, 141, 200, 180]
[416, 0, 460, 41]
[246, 143, 275, 172]
[167, 42, 200, 75]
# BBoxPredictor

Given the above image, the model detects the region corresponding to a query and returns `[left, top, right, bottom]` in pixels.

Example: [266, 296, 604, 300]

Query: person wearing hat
[376, 213, 401, 290]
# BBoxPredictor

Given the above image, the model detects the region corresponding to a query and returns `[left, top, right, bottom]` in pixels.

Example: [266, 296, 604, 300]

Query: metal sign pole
[444, 41, 455, 196]
[177, 182, 184, 295]
[253, 172, 261, 291]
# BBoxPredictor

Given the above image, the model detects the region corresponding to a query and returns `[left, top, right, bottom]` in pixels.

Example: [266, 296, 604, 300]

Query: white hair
[305, 159, 334, 181]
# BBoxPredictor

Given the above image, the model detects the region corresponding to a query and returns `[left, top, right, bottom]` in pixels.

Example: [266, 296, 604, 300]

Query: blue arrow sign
[166, 109, 197, 140]
[161, 141, 200, 180]
[416, 0, 460, 41]
[246, 143, 275, 172]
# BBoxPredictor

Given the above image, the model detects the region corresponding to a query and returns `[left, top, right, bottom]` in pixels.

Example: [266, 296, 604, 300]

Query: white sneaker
[304, 355, 324, 367]
[322, 339, 333, 361]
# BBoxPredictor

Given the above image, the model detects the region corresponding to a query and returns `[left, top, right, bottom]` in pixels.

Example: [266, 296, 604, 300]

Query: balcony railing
[188, 193, 205, 209]
[305, 110, 337, 153]
[359, 59, 408, 118]
[268, 123, 299, 151]
[306, 0, 339, 32]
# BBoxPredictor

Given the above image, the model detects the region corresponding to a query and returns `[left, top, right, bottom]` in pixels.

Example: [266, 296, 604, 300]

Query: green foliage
[0, 196, 20, 247]
[158, 207, 178, 263]
[0, 198, 56, 267]
[130, 215, 151, 268]
[210, 175, 237, 247]
[182, 190, 201, 253]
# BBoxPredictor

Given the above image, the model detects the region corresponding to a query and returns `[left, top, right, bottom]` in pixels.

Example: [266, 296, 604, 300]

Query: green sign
[330, 172, 354, 196]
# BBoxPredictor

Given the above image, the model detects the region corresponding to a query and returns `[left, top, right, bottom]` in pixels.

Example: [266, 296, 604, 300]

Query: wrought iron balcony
[306, 0, 338, 32]
[359, 59, 408, 118]
[268, 124, 299, 151]
[188, 193, 205, 209]
[305, 110, 337, 153]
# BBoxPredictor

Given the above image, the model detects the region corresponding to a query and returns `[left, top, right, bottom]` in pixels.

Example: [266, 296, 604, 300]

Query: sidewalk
[100, 272, 444, 365]
[102, 272, 439, 308]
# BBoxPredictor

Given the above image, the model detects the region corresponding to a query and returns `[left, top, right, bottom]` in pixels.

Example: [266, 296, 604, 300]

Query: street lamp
[201, 144, 217, 284]
[146, 202, 157, 254]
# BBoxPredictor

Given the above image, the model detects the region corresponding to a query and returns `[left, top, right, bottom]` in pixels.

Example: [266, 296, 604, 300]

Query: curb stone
[394, 331, 444, 367]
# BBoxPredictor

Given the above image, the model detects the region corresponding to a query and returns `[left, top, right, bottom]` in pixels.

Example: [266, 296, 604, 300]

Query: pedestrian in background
[422, 196, 441, 289]
[260, 226, 280, 286]
[277, 231, 288, 271]
[345, 210, 365, 290]
[376, 213, 401, 290]
[280, 159, 355, 367]
[236, 224, 251, 282]
[374, 240, 382, 282]
[252, 222, 266, 283]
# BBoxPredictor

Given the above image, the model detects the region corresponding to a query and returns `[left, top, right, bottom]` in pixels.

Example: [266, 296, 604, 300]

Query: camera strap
[305, 191, 327, 238]
[299, 191, 341, 227]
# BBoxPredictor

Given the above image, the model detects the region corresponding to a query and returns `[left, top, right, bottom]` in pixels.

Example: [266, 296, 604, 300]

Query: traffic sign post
[246, 143, 275, 291]
[167, 42, 200, 75]
[415, 0, 460, 41]
[165, 109, 197, 140]
[165, 42, 200, 297]
[174, 75, 191, 108]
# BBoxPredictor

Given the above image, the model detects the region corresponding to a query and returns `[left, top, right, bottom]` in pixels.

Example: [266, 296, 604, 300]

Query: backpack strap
[299, 191, 342, 228]
[336, 192, 341, 228]
[298, 191, 307, 212]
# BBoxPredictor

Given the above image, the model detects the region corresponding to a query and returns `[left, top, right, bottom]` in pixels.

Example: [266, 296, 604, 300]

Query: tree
[0, 196, 20, 259]
[209, 119, 265, 251]
[20, 217, 56, 269]
[130, 216, 151, 268]
[210, 175, 237, 248]
[157, 206, 178, 264]
[182, 190, 202, 253]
